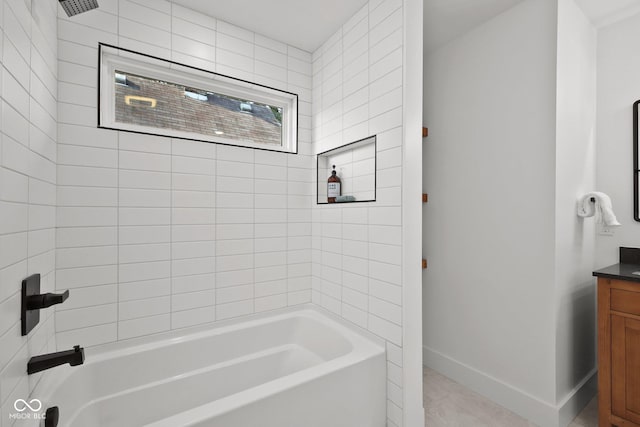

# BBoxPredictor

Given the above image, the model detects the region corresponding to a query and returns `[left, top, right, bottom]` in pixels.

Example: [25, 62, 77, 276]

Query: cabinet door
[612, 314, 640, 424]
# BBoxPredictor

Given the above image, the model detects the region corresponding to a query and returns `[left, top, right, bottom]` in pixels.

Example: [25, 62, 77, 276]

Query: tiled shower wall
[311, 0, 405, 425]
[0, 0, 58, 423]
[55, 0, 313, 348]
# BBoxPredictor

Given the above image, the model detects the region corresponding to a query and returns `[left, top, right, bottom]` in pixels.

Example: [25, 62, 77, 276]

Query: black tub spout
[27, 346, 84, 375]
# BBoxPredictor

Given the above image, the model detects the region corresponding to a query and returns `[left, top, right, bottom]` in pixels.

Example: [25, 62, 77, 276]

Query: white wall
[423, 0, 563, 424]
[554, 1, 597, 424]
[595, 11, 640, 266]
[424, 0, 601, 424]
[55, 0, 313, 347]
[0, 0, 58, 424]
[311, 0, 407, 424]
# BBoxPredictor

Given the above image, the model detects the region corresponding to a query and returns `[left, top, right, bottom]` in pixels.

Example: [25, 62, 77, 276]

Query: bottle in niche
[327, 165, 341, 203]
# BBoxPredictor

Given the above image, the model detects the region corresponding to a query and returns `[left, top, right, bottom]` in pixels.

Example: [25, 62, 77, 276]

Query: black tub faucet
[27, 346, 84, 375]
[22, 274, 71, 336]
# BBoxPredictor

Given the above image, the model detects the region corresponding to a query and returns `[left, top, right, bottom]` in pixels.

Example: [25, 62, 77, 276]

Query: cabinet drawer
[611, 289, 640, 316]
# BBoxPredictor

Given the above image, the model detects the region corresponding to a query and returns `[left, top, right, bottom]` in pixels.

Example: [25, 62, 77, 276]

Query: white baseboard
[423, 346, 597, 427]
[557, 368, 597, 427]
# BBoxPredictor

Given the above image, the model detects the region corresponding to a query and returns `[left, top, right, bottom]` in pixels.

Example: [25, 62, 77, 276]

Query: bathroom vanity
[594, 248, 640, 427]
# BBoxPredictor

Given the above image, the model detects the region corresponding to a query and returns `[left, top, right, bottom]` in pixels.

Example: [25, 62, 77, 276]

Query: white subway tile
[56, 284, 118, 311]
[254, 208, 286, 223]
[216, 20, 253, 42]
[370, 28, 402, 65]
[58, 144, 117, 168]
[217, 284, 253, 304]
[58, 103, 96, 127]
[119, 278, 171, 302]
[369, 278, 401, 305]
[172, 207, 215, 225]
[172, 257, 215, 277]
[172, 17, 215, 45]
[117, 37, 171, 60]
[57, 227, 116, 249]
[120, 132, 170, 154]
[172, 139, 216, 159]
[216, 269, 253, 288]
[119, 296, 170, 321]
[369, 47, 402, 83]
[56, 246, 117, 269]
[172, 290, 215, 311]
[169, 53, 214, 76]
[57, 186, 117, 207]
[2, 136, 29, 175]
[172, 306, 215, 329]
[370, 0, 402, 28]
[216, 239, 253, 256]
[173, 173, 214, 192]
[216, 48, 254, 72]
[172, 241, 215, 260]
[255, 265, 287, 283]
[369, 296, 401, 325]
[57, 207, 117, 227]
[119, 261, 170, 283]
[255, 237, 286, 253]
[119, 208, 170, 226]
[216, 208, 253, 224]
[342, 303, 368, 328]
[171, 4, 216, 29]
[216, 299, 253, 320]
[256, 251, 287, 268]
[118, 314, 170, 340]
[255, 293, 287, 312]
[217, 254, 253, 272]
[217, 192, 253, 209]
[217, 160, 254, 178]
[120, 150, 170, 172]
[288, 290, 311, 305]
[57, 323, 117, 348]
[120, 225, 170, 245]
[216, 176, 253, 194]
[255, 280, 286, 297]
[120, 170, 171, 190]
[58, 165, 117, 188]
[172, 274, 214, 294]
[368, 313, 401, 345]
[119, 189, 170, 208]
[119, 243, 170, 264]
[3, 72, 29, 120]
[0, 201, 28, 234]
[28, 228, 55, 257]
[172, 34, 215, 62]
[0, 168, 27, 203]
[0, 261, 27, 304]
[369, 242, 402, 265]
[217, 32, 253, 58]
[57, 265, 117, 289]
[56, 303, 117, 332]
[119, 17, 170, 48]
[172, 224, 215, 242]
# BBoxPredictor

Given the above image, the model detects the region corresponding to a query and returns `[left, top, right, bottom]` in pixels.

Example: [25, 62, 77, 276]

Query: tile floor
[423, 367, 598, 427]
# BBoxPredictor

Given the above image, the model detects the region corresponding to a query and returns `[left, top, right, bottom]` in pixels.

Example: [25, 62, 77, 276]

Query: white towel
[577, 192, 621, 226]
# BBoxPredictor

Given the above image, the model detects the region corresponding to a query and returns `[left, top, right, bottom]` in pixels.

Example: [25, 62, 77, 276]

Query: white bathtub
[34, 306, 386, 427]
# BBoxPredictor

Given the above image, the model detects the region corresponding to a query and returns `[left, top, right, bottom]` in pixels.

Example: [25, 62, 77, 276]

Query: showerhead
[59, 0, 99, 17]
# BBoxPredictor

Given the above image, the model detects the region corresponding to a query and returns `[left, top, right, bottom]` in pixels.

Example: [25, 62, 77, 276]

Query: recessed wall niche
[317, 136, 376, 204]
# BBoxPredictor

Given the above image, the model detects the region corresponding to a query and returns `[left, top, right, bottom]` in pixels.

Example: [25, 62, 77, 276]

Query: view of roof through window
[114, 71, 283, 146]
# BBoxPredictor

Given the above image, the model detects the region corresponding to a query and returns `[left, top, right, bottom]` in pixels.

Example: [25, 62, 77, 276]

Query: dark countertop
[593, 263, 640, 283]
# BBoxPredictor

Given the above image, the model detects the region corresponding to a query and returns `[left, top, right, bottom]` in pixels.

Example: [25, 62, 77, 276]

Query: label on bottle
[328, 182, 341, 198]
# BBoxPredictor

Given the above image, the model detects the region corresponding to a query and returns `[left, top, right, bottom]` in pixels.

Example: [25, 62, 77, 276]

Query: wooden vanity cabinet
[598, 278, 640, 427]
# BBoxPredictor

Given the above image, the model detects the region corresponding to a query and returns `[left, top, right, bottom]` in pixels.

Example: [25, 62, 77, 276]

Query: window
[99, 44, 298, 153]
